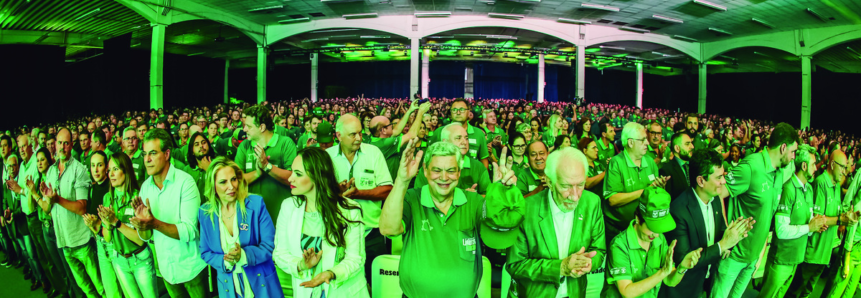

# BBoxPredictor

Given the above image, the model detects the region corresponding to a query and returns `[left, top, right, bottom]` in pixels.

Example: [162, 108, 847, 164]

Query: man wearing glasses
[431, 99, 490, 168]
[603, 122, 670, 243]
[122, 127, 146, 185]
[788, 149, 860, 298]
[646, 121, 671, 170]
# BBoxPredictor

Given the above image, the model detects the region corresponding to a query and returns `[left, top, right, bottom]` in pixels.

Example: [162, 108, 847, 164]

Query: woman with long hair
[552, 135, 572, 152]
[199, 157, 282, 298]
[575, 119, 593, 142]
[273, 147, 368, 298]
[28, 148, 70, 297]
[543, 114, 564, 149]
[82, 151, 122, 298]
[90, 152, 159, 298]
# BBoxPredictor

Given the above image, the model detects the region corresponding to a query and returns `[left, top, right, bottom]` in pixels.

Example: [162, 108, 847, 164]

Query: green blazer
[506, 189, 607, 298]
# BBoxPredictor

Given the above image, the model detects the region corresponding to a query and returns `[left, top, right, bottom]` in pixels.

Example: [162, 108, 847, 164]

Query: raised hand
[39, 182, 57, 204]
[300, 270, 334, 288]
[397, 138, 425, 182]
[808, 215, 827, 233]
[661, 240, 677, 276]
[465, 184, 478, 193]
[302, 248, 323, 270]
[5, 179, 21, 194]
[129, 198, 155, 231]
[492, 146, 516, 186]
[82, 214, 101, 232]
[680, 248, 703, 271]
[254, 145, 270, 170]
[97, 205, 118, 228]
[198, 156, 213, 172]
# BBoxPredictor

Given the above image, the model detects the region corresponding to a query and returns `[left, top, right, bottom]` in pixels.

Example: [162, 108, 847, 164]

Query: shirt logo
[421, 219, 434, 231]
[727, 172, 735, 184]
[625, 177, 635, 186]
[762, 182, 769, 192]
[610, 267, 627, 275]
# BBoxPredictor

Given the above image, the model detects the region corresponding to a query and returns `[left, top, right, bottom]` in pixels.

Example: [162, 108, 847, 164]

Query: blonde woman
[543, 114, 564, 150]
[198, 157, 282, 298]
[273, 147, 368, 298]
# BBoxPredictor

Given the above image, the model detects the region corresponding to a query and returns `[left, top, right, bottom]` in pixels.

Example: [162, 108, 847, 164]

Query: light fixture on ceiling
[651, 14, 683, 24]
[310, 29, 360, 34]
[188, 52, 206, 56]
[455, 7, 473, 11]
[558, 18, 591, 24]
[248, 5, 283, 13]
[753, 51, 772, 58]
[580, 3, 620, 12]
[321, 44, 346, 48]
[673, 35, 698, 42]
[360, 35, 390, 39]
[847, 46, 861, 57]
[652, 51, 670, 57]
[75, 8, 101, 21]
[692, 0, 727, 11]
[488, 13, 524, 19]
[718, 55, 737, 60]
[486, 35, 518, 40]
[427, 35, 454, 39]
[301, 38, 329, 43]
[599, 45, 626, 51]
[708, 27, 733, 35]
[279, 18, 310, 24]
[343, 13, 378, 19]
[415, 11, 452, 17]
[750, 18, 775, 29]
[756, 64, 776, 70]
[620, 26, 650, 34]
[806, 8, 828, 22]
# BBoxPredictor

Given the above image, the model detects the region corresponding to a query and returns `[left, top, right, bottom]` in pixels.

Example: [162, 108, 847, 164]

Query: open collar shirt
[45, 157, 92, 249]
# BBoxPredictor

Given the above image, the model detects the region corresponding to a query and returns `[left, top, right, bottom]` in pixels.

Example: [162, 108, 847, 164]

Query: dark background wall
[0, 45, 854, 135]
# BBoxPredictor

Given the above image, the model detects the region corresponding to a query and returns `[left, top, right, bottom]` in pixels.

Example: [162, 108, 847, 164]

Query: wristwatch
[678, 267, 688, 274]
[114, 220, 122, 229]
[264, 163, 273, 173]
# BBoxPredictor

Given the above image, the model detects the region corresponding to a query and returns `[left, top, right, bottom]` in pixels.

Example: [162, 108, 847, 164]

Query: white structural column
[801, 55, 812, 129]
[635, 62, 643, 109]
[464, 63, 474, 98]
[150, 23, 166, 110]
[257, 45, 267, 104]
[410, 38, 420, 98]
[310, 53, 319, 103]
[537, 54, 545, 103]
[421, 49, 430, 99]
[698, 63, 707, 114]
[224, 59, 230, 104]
[575, 46, 585, 100]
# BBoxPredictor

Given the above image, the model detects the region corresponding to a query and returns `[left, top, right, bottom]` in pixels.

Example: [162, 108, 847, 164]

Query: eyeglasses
[511, 144, 527, 150]
[833, 161, 848, 171]
[648, 130, 662, 135]
[123, 137, 138, 141]
[630, 137, 647, 143]
[451, 108, 468, 114]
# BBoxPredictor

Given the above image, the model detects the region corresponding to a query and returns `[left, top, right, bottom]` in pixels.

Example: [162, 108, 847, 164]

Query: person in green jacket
[507, 147, 605, 298]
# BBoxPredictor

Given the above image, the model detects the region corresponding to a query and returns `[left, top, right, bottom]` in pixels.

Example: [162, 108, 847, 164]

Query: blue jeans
[96, 239, 123, 298]
[63, 240, 105, 298]
[112, 246, 159, 298]
[17, 235, 45, 282]
[710, 257, 757, 298]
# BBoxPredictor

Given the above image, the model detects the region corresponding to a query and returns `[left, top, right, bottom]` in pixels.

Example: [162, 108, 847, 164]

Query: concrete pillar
[256, 45, 267, 104]
[224, 59, 229, 104]
[410, 38, 420, 98]
[635, 62, 643, 109]
[575, 46, 585, 100]
[421, 49, 430, 99]
[310, 53, 319, 103]
[464, 63, 474, 99]
[537, 54, 545, 103]
[801, 55, 812, 129]
[698, 63, 707, 114]
[150, 23, 166, 110]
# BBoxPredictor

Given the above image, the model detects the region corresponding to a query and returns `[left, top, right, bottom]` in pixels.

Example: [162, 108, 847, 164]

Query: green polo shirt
[105, 189, 143, 255]
[515, 167, 543, 196]
[725, 150, 786, 263]
[399, 186, 483, 298]
[235, 133, 297, 225]
[214, 135, 238, 161]
[596, 138, 616, 163]
[413, 155, 491, 194]
[369, 135, 402, 182]
[606, 221, 670, 298]
[603, 150, 660, 233]
[128, 150, 146, 187]
[773, 176, 812, 265]
[431, 124, 489, 161]
[805, 172, 843, 264]
[296, 132, 312, 150]
[612, 117, 627, 129]
[483, 126, 507, 145]
[511, 155, 529, 175]
[587, 160, 607, 199]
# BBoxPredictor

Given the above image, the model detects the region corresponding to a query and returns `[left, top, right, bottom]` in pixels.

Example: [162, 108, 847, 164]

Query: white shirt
[548, 191, 574, 298]
[45, 158, 92, 249]
[692, 189, 720, 278]
[326, 143, 393, 228]
[140, 164, 207, 284]
[16, 155, 37, 214]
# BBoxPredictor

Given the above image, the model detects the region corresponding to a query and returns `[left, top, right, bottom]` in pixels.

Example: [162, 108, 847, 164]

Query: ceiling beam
[0, 29, 104, 48]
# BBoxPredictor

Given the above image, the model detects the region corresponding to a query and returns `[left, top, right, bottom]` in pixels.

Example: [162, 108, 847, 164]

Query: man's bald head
[336, 114, 361, 134]
[830, 149, 849, 183]
[369, 116, 392, 138]
[189, 125, 202, 136]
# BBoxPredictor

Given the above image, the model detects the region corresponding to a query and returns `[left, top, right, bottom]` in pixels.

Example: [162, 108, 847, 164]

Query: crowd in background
[0, 96, 860, 298]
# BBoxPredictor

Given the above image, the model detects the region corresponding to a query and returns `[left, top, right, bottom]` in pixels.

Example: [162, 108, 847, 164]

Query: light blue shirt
[16, 154, 37, 214]
[45, 157, 92, 249]
[140, 164, 207, 284]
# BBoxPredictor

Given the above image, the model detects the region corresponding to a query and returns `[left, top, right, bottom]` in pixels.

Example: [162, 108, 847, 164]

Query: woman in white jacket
[273, 147, 369, 298]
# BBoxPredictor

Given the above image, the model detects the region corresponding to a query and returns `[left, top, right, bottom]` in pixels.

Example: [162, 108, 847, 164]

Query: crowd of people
[1, 96, 860, 298]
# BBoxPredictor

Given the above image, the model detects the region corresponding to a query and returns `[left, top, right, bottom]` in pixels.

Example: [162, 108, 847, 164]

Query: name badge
[246, 163, 253, 170]
[648, 174, 655, 181]
[468, 138, 476, 145]
[469, 149, 477, 157]
[124, 208, 135, 216]
[133, 164, 139, 169]
[463, 237, 476, 247]
[528, 185, 537, 192]
[364, 169, 375, 174]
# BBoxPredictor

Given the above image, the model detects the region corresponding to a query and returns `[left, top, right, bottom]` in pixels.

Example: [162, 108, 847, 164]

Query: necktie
[683, 163, 690, 184]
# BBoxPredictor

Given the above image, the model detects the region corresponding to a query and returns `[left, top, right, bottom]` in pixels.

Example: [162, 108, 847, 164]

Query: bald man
[325, 113, 394, 283]
[789, 150, 860, 298]
[368, 101, 431, 179]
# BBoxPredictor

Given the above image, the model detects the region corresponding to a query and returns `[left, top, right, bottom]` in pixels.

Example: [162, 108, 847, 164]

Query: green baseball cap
[639, 187, 675, 234]
[481, 184, 526, 249]
[317, 121, 334, 143]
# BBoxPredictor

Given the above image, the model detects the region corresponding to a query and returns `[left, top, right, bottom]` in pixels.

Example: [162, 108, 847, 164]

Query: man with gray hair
[604, 122, 670, 242]
[380, 139, 521, 298]
[325, 113, 393, 285]
[414, 122, 491, 194]
[507, 147, 606, 298]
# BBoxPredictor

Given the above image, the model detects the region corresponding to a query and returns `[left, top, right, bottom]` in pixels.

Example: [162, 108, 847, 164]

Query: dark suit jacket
[660, 157, 690, 199]
[659, 188, 727, 298]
